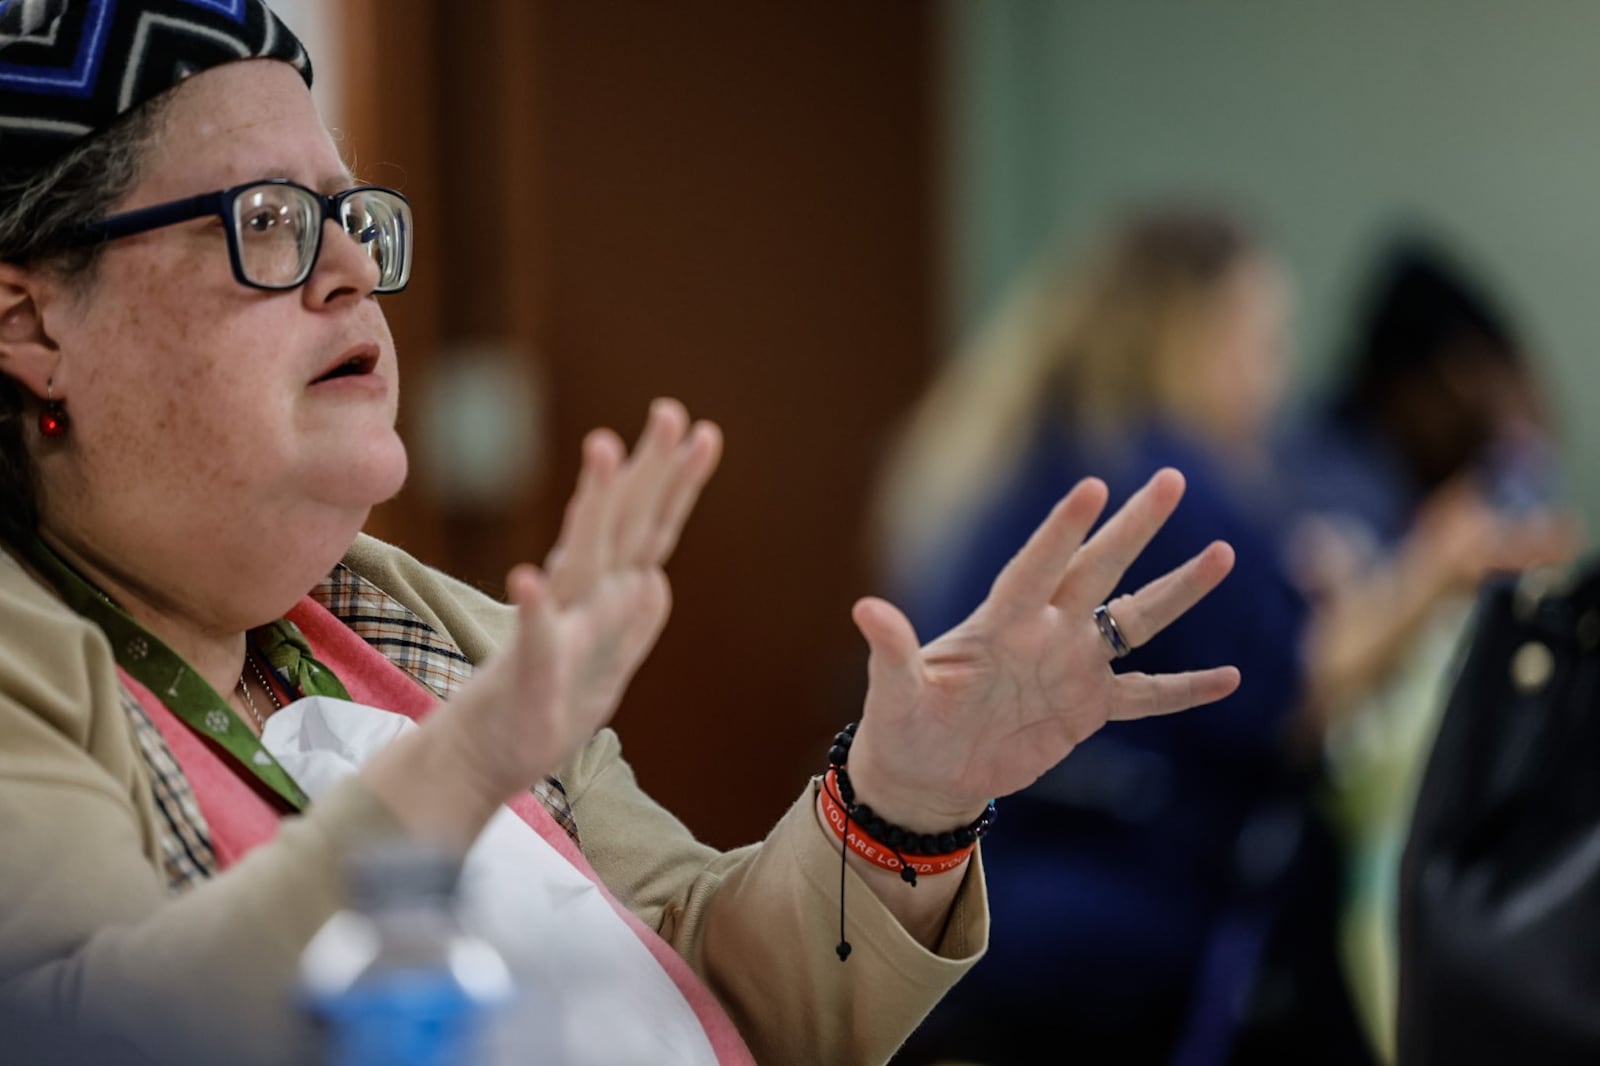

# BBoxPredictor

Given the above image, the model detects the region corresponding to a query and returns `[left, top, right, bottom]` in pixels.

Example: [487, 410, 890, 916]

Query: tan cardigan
[0, 537, 987, 1066]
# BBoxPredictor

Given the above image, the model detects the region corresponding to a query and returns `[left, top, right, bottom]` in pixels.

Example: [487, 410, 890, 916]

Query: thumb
[507, 562, 552, 616]
[852, 596, 923, 700]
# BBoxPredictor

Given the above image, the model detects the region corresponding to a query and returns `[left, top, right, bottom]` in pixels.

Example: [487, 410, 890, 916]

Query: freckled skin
[32, 61, 408, 642]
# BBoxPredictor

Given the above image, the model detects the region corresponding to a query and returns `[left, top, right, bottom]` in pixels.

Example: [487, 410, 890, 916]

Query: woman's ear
[0, 262, 60, 398]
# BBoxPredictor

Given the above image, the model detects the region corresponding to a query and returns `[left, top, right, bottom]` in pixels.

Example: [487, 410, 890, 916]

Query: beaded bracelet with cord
[825, 720, 998, 961]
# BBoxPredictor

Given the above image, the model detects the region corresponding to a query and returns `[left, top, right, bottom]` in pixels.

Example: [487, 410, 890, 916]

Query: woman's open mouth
[310, 344, 381, 385]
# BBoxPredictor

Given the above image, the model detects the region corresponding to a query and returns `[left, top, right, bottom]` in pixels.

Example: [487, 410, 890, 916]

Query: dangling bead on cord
[824, 721, 997, 962]
[38, 383, 68, 438]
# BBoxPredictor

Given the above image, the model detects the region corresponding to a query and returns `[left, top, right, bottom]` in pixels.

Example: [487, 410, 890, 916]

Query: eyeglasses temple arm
[68, 190, 229, 246]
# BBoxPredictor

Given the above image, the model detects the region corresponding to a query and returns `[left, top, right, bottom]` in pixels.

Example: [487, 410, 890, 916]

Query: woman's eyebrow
[325, 170, 360, 193]
[255, 167, 359, 193]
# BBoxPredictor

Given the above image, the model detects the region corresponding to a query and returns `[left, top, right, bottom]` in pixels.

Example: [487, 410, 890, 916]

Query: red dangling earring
[39, 381, 68, 438]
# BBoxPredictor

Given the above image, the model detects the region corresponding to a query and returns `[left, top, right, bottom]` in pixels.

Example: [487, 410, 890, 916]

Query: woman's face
[1173, 254, 1293, 453]
[30, 60, 407, 620]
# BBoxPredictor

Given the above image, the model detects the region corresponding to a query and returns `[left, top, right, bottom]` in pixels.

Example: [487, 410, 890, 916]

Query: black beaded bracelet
[827, 721, 998, 862]
[826, 720, 998, 961]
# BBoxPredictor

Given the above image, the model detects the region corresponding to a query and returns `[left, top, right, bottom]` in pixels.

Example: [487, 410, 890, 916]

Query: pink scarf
[120, 595, 753, 1065]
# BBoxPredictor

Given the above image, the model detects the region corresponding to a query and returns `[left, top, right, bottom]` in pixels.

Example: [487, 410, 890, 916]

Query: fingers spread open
[645, 420, 723, 564]
[1055, 467, 1186, 612]
[1099, 540, 1235, 651]
[613, 399, 690, 563]
[545, 428, 624, 596]
[986, 478, 1109, 618]
[1108, 666, 1241, 722]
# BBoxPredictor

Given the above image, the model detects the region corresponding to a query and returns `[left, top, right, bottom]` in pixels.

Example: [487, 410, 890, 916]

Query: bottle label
[306, 968, 493, 1066]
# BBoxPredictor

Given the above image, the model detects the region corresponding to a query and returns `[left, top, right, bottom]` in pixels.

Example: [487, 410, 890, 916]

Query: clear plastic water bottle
[299, 843, 515, 1066]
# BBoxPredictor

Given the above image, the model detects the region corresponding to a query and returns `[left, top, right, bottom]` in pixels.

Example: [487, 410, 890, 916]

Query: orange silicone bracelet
[820, 770, 974, 877]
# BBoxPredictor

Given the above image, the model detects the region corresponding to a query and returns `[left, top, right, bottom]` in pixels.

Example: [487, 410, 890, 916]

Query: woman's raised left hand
[843, 467, 1240, 829]
[407, 399, 722, 811]
[543, 397, 723, 608]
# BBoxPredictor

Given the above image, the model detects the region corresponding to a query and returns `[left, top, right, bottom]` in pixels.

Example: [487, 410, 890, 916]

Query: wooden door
[341, 1, 940, 848]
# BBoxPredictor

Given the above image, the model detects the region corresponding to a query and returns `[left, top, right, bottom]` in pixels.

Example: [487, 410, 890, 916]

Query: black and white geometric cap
[0, 0, 310, 184]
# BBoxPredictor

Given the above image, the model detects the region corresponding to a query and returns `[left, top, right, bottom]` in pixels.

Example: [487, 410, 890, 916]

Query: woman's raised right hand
[362, 399, 721, 846]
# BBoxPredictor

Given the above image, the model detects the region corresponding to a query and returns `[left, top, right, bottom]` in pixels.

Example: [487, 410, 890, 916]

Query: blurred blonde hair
[873, 204, 1258, 586]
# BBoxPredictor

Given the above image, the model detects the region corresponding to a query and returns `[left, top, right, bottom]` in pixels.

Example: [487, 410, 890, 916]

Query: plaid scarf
[126, 561, 580, 894]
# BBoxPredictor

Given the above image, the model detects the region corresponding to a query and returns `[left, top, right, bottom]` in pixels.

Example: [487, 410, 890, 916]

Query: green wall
[945, 0, 1600, 535]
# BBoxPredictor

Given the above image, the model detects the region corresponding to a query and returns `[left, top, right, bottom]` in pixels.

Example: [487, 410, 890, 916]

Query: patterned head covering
[0, 0, 310, 185]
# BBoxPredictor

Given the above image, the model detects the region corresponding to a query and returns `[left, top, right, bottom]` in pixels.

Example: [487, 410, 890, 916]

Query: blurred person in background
[1272, 231, 1582, 1062]
[873, 203, 1378, 1066]
[1276, 231, 1571, 571]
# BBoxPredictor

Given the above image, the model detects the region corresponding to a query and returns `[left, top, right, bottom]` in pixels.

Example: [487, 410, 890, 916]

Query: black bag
[1397, 559, 1600, 1065]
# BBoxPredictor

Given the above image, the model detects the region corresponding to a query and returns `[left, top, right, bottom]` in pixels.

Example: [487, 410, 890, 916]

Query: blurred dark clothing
[1273, 405, 1420, 553]
[1397, 562, 1600, 1066]
[890, 419, 1374, 1066]
[1276, 231, 1565, 569]
[1274, 401, 1565, 559]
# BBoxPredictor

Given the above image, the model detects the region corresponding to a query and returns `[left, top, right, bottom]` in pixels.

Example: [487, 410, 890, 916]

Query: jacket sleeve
[564, 730, 988, 1066]
[343, 535, 991, 1065]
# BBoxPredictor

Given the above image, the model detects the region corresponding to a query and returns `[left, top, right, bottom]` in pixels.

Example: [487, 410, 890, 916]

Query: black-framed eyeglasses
[67, 179, 413, 294]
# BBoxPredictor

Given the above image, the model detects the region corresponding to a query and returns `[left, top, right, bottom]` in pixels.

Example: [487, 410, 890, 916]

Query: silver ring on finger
[1093, 603, 1134, 659]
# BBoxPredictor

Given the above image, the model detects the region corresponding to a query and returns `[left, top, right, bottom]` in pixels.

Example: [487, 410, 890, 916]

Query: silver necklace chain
[237, 648, 284, 734]
[65, 563, 281, 737]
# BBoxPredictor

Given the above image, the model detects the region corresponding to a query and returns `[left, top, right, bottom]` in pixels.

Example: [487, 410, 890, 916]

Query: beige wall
[267, 0, 342, 130]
